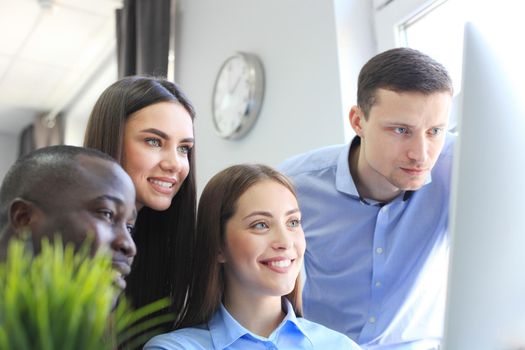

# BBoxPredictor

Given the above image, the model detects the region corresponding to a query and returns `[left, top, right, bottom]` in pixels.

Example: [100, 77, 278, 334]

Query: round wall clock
[212, 52, 265, 140]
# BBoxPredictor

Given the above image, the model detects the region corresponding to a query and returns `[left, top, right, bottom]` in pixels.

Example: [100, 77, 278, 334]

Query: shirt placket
[360, 203, 390, 343]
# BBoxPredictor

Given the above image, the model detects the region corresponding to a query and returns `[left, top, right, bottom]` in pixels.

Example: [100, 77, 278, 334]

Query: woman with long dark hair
[84, 76, 196, 332]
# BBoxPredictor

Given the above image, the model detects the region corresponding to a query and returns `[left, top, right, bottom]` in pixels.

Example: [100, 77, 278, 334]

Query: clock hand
[230, 74, 241, 94]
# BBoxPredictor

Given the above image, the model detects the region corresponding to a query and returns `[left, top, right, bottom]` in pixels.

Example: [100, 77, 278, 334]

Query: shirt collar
[280, 298, 313, 346]
[209, 304, 247, 349]
[335, 136, 429, 203]
[335, 137, 360, 197]
[208, 299, 312, 349]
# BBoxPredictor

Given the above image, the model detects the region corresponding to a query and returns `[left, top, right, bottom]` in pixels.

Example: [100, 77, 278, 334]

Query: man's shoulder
[278, 144, 347, 177]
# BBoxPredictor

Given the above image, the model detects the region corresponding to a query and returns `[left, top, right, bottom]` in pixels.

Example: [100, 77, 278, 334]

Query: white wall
[334, 0, 377, 141]
[2, 1, 377, 190]
[174, 0, 375, 191]
[0, 133, 17, 182]
[59, 0, 377, 192]
[63, 56, 118, 146]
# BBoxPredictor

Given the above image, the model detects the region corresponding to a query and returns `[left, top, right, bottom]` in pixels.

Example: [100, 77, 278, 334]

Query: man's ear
[349, 106, 365, 137]
[9, 198, 40, 236]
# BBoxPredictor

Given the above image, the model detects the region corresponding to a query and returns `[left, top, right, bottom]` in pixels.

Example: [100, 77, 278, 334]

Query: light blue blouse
[144, 299, 362, 349]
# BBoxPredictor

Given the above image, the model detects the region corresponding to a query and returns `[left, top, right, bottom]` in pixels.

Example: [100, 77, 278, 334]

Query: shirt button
[376, 247, 384, 254]
[369, 316, 376, 323]
[375, 281, 382, 288]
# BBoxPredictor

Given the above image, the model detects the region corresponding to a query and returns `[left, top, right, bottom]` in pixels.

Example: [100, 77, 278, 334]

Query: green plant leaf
[0, 236, 178, 350]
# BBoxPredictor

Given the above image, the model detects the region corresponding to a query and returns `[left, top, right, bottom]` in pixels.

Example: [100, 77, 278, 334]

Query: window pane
[400, 0, 466, 95]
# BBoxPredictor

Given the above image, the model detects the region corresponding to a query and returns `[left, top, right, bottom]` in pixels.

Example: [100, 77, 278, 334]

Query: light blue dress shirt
[278, 135, 455, 350]
[144, 299, 361, 350]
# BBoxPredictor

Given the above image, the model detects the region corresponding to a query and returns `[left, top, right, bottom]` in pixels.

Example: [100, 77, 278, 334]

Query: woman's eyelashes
[145, 137, 162, 147]
[287, 217, 301, 228]
[249, 216, 302, 231]
[144, 136, 193, 155]
[251, 221, 269, 230]
[177, 144, 193, 155]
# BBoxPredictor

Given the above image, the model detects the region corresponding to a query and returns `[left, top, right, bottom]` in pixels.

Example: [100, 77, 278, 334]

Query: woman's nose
[271, 226, 293, 250]
[159, 148, 181, 172]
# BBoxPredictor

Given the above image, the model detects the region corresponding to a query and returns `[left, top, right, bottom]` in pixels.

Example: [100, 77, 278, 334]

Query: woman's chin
[141, 199, 172, 212]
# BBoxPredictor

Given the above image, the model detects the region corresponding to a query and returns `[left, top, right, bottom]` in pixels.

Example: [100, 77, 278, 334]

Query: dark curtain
[116, 0, 172, 78]
[18, 125, 35, 158]
[18, 115, 64, 158]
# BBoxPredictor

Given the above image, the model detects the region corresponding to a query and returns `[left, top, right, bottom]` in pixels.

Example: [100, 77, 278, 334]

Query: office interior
[0, 1, 524, 348]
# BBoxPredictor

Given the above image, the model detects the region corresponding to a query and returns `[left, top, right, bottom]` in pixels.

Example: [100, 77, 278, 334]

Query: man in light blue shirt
[145, 298, 361, 350]
[279, 48, 454, 350]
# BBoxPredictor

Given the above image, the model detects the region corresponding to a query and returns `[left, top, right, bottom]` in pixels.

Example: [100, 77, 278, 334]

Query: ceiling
[0, 0, 122, 135]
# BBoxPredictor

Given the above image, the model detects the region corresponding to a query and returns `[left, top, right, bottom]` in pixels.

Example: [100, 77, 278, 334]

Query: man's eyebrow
[384, 122, 448, 129]
[431, 123, 448, 128]
[384, 122, 415, 128]
[96, 194, 124, 203]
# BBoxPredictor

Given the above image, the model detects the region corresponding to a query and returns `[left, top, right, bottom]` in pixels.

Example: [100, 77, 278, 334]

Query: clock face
[212, 53, 264, 139]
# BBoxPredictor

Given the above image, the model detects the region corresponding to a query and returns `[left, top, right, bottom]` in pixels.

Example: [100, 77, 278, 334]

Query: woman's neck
[223, 293, 285, 338]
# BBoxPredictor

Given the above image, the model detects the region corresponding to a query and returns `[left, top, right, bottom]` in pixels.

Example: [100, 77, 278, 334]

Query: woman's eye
[288, 219, 301, 228]
[126, 224, 134, 233]
[253, 222, 268, 230]
[177, 145, 192, 154]
[145, 138, 161, 147]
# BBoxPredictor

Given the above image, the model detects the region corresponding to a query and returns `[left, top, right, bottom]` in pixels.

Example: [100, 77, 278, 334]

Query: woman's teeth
[149, 179, 173, 188]
[268, 260, 291, 268]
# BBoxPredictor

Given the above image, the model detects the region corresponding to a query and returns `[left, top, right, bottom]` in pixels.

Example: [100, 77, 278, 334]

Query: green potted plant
[0, 238, 174, 350]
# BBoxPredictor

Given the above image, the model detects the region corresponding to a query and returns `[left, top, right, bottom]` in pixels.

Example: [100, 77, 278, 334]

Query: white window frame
[373, 0, 444, 51]
[372, 0, 462, 129]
